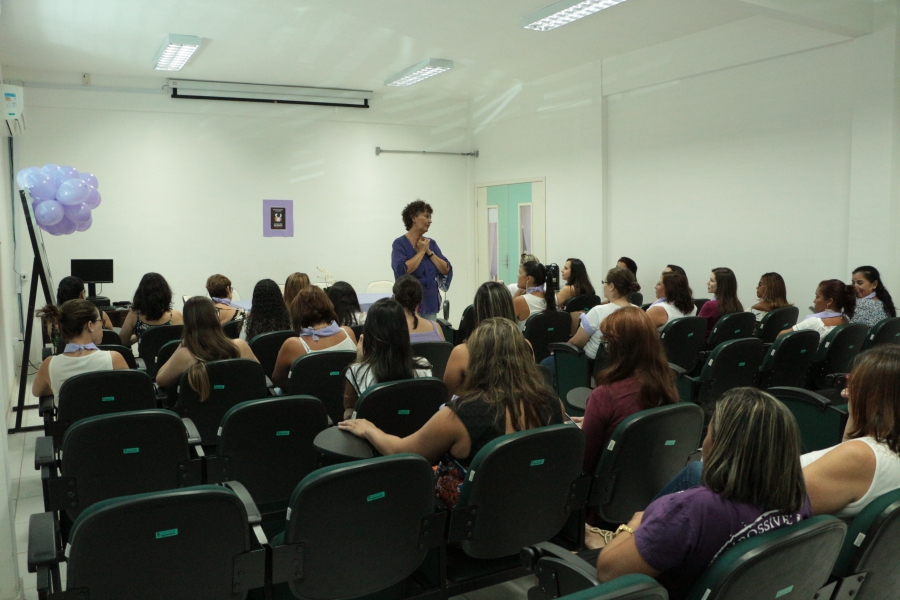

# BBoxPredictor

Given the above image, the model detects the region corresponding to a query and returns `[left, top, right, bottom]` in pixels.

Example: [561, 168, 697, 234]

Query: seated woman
[566, 267, 639, 361]
[240, 279, 291, 341]
[328, 281, 366, 327]
[509, 253, 541, 297]
[119, 273, 183, 346]
[338, 317, 564, 473]
[778, 279, 855, 341]
[444, 281, 520, 397]
[646, 271, 696, 330]
[283, 272, 310, 310]
[750, 272, 791, 322]
[156, 297, 258, 393]
[596, 388, 810, 599]
[850, 265, 896, 328]
[513, 261, 557, 329]
[556, 258, 595, 308]
[802, 345, 900, 517]
[33, 300, 129, 397]
[342, 299, 433, 419]
[56, 276, 114, 329]
[271, 286, 357, 388]
[698, 267, 743, 339]
[393, 275, 445, 343]
[206, 274, 245, 325]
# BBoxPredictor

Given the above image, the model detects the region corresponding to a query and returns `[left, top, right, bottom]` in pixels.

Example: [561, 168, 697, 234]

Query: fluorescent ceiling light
[522, 0, 628, 31]
[154, 34, 202, 71]
[384, 59, 453, 87]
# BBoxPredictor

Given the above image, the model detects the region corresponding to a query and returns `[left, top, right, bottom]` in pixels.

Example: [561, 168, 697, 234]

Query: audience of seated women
[566, 267, 638, 361]
[646, 272, 696, 330]
[393, 275, 445, 342]
[119, 273, 183, 346]
[240, 279, 291, 341]
[283, 272, 310, 310]
[850, 265, 896, 328]
[156, 297, 258, 392]
[444, 281, 520, 397]
[697, 267, 743, 339]
[779, 279, 855, 341]
[749, 272, 791, 322]
[556, 258, 595, 308]
[33, 300, 128, 397]
[328, 281, 366, 327]
[272, 286, 357, 388]
[513, 261, 557, 328]
[206, 274, 245, 325]
[596, 388, 809, 599]
[342, 299, 433, 419]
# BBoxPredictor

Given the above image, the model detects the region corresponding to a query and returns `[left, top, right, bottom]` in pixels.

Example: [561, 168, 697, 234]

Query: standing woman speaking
[391, 200, 452, 321]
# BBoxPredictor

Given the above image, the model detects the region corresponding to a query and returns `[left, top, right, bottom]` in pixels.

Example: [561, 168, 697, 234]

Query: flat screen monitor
[71, 259, 113, 284]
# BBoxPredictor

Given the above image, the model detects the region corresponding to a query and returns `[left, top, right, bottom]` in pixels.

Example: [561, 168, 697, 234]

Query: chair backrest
[354, 378, 447, 438]
[551, 343, 594, 413]
[809, 323, 869, 388]
[757, 330, 819, 389]
[176, 359, 268, 444]
[97, 344, 138, 369]
[591, 403, 705, 523]
[156, 339, 180, 372]
[524, 310, 574, 363]
[60, 410, 197, 519]
[282, 454, 435, 599]
[350, 323, 364, 340]
[565, 294, 602, 313]
[832, 489, 900, 599]
[366, 280, 394, 293]
[436, 318, 455, 345]
[211, 396, 328, 512]
[686, 515, 846, 600]
[411, 341, 453, 379]
[862, 316, 900, 351]
[137, 325, 184, 378]
[660, 316, 706, 373]
[705, 312, 756, 350]
[693, 298, 709, 313]
[248, 329, 295, 380]
[54, 370, 157, 445]
[286, 350, 357, 425]
[756, 306, 799, 344]
[768, 386, 847, 453]
[456, 424, 585, 559]
[629, 292, 643, 306]
[223, 319, 243, 339]
[695, 338, 764, 414]
[101, 329, 121, 345]
[66, 485, 258, 599]
[456, 304, 476, 344]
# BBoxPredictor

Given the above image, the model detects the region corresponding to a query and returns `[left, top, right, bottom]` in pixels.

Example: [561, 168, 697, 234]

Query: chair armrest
[221, 481, 262, 526]
[669, 363, 687, 377]
[520, 542, 599, 598]
[548, 342, 583, 356]
[34, 437, 55, 469]
[27, 512, 59, 572]
[38, 396, 55, 418]
[181, 418, 202, 446]
[436, 318, 453, 330]
[824, 373, 849, 390]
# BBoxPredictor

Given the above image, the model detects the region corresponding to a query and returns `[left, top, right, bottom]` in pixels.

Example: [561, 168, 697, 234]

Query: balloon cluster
[15, 164, 101, 236]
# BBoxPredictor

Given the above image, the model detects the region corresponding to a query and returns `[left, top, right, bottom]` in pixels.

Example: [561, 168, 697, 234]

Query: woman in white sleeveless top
[803, 345, 900, 517]
[646, 271, 697, 332]
[513, 261, 558, 331]
[33, 300, 128, 397]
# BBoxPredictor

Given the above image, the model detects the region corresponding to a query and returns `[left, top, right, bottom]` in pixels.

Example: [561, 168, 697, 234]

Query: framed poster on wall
[263, 199, 293, 237]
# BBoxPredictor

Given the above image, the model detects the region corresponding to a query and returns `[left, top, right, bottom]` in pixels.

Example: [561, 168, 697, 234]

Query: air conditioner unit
[167, 79, 372, 108]
[2, 84, 25, 137]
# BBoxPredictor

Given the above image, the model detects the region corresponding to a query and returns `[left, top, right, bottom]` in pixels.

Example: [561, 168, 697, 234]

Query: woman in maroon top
[698, 267, 743, 339]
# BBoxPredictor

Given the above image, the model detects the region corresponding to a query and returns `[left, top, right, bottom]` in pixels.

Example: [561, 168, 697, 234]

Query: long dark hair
[853, 266, 896, 318]
[56, 276, 85, 305]
[522, 261, 557, 312]
[393, 275, 423, 329]
[818, 279, 857, 319]
[712, 268, 743, 315]
[661, 272, 694, 315]
[131, 273, 173, 321]
[243, 279, 291, 340]
[618, 257, 638, 277]
[182, 297, 240, 401]
[565, 258, 595, 297]
[355, 299, 422, 383]
[845, 345, 900, 455]
[328, 281, 363, 327]
[474, 281, 517, 325]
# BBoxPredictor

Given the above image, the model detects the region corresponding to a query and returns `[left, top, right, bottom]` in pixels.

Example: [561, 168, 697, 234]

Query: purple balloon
[75, 215, 93, 232]
[28, 173, 59, 201]
[79, 172, 98, 189]
[52, 165, 79, 186]
[64, 202, 92, 224]
[40, 164, 60, 178]
[56, 178, 91, 206]
[84, 187, 101, 209]
[34, 200, 65, 227]
[16, 167, 40, 189]
[44, 217, 77, 236]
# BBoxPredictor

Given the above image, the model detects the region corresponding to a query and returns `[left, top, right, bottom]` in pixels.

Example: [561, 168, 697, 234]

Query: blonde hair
[182, 297, 240, 401]
[284, 273, 311, 309]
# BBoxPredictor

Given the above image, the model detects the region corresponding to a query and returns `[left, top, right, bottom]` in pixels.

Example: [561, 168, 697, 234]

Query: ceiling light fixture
[154, 34, 203, 71]
[384, 59, 453, 87]
[522, 0, 628, 31]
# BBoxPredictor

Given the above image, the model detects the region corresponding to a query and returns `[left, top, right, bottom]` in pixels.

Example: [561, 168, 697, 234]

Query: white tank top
[801, 437, 900, 518]
[297, 330, 357, 353]
[518, 294, 547, 331]
[656, 302, 698, 331]
[48, 351, 115, 396]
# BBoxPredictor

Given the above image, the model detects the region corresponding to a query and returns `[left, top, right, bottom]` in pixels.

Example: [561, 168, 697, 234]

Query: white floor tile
[15, 519, 29, 555]
[8, 478, 19, 503]
[18, 477, 42, 499]
[24, 588, 39, 600]
[15, 494, 45, 523]
[18, 552, 33, 589]
[7, 432, 27, 450]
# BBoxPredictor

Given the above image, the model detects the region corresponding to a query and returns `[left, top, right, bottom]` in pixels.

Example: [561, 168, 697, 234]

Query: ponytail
[853, 266, 896, 318]
[522, 261, 557, 313]
[544, 264, 558, 312]
[186, 361, 212, 402]
[843, 284, 857, 319]
[818, 279, 857, 319]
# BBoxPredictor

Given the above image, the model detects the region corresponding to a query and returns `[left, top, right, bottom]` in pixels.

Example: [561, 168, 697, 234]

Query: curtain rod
[375, 147, 478, 157]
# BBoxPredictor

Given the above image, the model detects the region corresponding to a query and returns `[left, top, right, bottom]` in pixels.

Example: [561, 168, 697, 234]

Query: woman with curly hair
[391, 199, 452, 321]
[119, 272, 183, 345]
[241, 279, 291, 341]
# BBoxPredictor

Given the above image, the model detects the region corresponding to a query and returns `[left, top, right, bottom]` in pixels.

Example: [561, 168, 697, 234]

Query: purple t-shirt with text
[633, 486, 811, 600]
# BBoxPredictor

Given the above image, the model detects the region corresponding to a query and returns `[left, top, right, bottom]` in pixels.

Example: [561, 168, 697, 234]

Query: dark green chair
[768, 386, 847, 453]
[684, 515, 845, 600]
[137, 324, 184, 379]
[285, 350, 356, 425]
[704, 312, 756, 352]
[248, 329, 295, 381]
[756, 330, 819, 389]
[411, 340, 453, 379]
[549, 342, 594, 416]
[270, 454, 441, 600]
[525, 310, 576, 363]
[436, 318, 455, 345]
[660, 316, 706, 373]
[830, 489, 900, 600]
[156, 338, 180, 371]
[29, 484, 266, 600]
[456, 303, 476, 345]
[97, 343, 138, 369]
[674, 338, 764, 415]
[756, 306, 799, 344]
[353, 378, 447, 438]
[223, 319, 243, 339]
[861, 317, 900, 351]
[565, 294, 602, 313]
[806, 323, 868, 390]
[693, 298, 709, 313]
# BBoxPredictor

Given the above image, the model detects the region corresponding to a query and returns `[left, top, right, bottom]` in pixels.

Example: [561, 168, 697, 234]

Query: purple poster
[263, 199, 293, 237]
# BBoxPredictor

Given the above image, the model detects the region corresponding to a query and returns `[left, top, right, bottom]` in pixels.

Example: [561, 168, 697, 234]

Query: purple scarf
[579, 313, 596, 335]
[804, 310, 842, 321]
[650, 297, 667, 306]
[63, 343, 99, 353]
[526, 285, 544, 294]
[300, 320, 342, 341]
[212, 297, 233, 306]
[862, 292, 876, 300]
